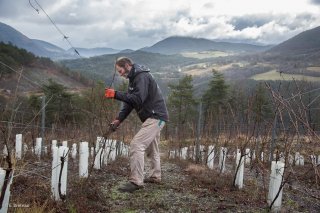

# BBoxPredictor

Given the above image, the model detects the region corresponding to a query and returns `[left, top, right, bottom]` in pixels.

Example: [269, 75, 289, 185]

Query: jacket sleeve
[114, 73, 149, 109]
[116, 102, 133, 122]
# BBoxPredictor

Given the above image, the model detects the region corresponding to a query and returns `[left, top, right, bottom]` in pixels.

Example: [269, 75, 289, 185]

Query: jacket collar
[127, 64, 136, 80]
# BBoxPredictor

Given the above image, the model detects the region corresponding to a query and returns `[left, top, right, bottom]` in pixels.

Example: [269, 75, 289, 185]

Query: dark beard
[124, 67, 131, 78]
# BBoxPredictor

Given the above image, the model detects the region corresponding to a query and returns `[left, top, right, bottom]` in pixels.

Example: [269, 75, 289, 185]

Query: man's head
[115, 57, 133, 78]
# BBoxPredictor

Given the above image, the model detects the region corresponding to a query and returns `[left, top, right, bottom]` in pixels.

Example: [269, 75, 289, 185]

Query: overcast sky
[1, 0, 320, 50]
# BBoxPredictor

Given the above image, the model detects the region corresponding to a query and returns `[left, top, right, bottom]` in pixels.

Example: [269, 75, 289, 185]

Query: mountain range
[0, 22, 122, 59]
[1, 22, 275, 59]
[0, 22, 72, 59]
[141, 36, 272, 54]
[2, 20, 320, 96]
[2, 21, 320, 60]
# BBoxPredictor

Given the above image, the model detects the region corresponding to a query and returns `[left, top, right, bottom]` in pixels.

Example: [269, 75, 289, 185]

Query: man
[105, 57, 169, 193]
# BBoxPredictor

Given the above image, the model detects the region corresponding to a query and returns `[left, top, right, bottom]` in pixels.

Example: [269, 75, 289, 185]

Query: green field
[251, 70, 320, 81]
[182, 62, 249, 76]
[181, 51, 230, 59]
[307, 66, 320, 72]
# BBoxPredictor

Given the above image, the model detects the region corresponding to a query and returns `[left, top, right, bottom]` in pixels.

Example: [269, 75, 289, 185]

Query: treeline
[0, 79, 140, 143]
[1, 69, 320, 147]
[0, 42, 35, 75]
[166, 70, 320, 148]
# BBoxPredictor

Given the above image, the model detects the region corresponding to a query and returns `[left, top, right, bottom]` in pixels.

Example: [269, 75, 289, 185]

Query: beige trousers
[129, 118, 165, 186]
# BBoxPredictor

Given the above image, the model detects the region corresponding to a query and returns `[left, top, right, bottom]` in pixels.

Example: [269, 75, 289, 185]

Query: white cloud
[1, 0, 320, 49]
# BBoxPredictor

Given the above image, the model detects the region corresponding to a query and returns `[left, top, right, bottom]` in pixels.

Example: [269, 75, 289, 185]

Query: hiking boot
[118, 182, 142, 193]
[144, 177, 161, 184]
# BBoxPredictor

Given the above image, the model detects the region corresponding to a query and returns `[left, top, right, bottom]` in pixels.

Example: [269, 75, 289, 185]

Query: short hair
[115, 57, 133, 68]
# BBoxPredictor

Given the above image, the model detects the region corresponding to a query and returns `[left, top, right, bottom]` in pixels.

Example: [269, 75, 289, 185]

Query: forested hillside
[0, 42, 35, 75]
[0, 42, 90, 93]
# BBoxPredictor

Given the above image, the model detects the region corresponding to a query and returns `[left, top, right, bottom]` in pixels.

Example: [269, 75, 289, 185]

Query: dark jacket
[115, 64, 169, 123]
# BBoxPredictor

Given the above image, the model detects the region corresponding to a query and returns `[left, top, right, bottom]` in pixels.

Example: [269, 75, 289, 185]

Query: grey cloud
[169, 8, 191, 23]
[296, 13, 315, 20]
[310, 0, 320, 5]
[46, 10, 101, 25]
[230, 14, 272, 30]
[34, 1, 106, 25]
[169, 8, 210, 28]
[296, 13, 317, 22]
[1, 0, 320, 50]
[123, 8, 194, 40]
[254, 13, 318, 44]
[0, 0, 59, 18]
[271, 12, 318, 32]
[203, 2, 214, 8]
[46, 0, 117, 25]
[0, 0, 66, 26]
[0, 0, 114, 25]
[126, 27, 167, 39]
[0, 0, 32, 18]
[80, 9, 319, 48]
[229, 12, 318, 36]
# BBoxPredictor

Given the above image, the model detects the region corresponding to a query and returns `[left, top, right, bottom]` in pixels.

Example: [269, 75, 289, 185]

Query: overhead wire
[28, 0, 119, 89]
[0, 121, 73, 132]
[29, 0, 82, 57]
[27, 0, 126, 141]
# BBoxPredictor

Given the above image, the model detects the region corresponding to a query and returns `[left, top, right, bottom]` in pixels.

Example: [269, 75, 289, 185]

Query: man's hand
[109, 119, 120, 132]
[103, 120, 120, 137]
[105, 88, 116, 98]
